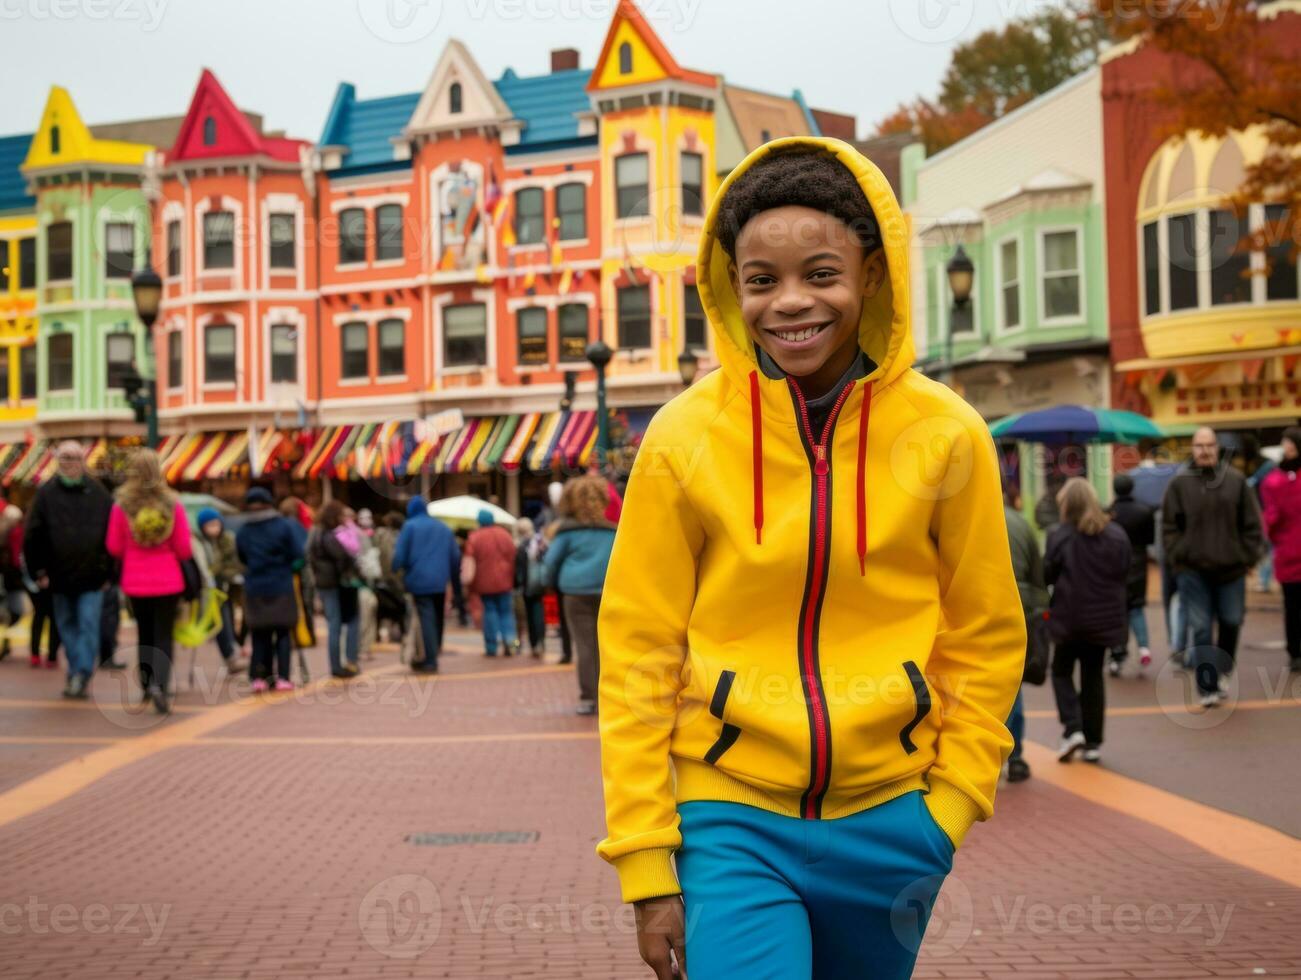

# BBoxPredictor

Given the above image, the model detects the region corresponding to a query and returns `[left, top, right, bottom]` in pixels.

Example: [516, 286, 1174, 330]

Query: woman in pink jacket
[1262, 427, 1301, 674]
[105, 449, 192, 714]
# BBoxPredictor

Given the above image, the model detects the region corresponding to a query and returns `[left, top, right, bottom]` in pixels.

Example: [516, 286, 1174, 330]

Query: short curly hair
[714, 148, 880, 258]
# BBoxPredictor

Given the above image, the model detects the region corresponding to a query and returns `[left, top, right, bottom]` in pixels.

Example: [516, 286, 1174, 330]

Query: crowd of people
[0, 439, 622, 716]
[1002, 424, 1301, 782]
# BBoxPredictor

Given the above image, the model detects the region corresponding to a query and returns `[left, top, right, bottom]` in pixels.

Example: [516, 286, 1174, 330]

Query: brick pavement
[0, 615, 1298, 979]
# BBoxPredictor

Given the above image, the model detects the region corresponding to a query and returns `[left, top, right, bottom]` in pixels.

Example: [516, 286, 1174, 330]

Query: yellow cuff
[923, 780, 983, 851]
[610, 847, 681, 904]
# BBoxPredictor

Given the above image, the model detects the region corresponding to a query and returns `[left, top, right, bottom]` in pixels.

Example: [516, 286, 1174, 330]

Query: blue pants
[1006, 687, 1025, 761]
[1176, 571, 1245, 694]
[319, 587, 359, 673]
[480, 591, 517, 655]
[676, 792, 953, 980]
[412, 592, 445, 669]
[1128, 606, 1150, 650]
[52, 590, 104, 681]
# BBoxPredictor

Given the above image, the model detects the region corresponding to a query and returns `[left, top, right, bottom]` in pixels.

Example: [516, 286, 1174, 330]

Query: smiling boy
[596, 139, 1025, 980]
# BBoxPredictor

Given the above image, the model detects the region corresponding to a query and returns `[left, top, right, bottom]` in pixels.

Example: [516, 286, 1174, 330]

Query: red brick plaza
[1, 597, 1299, 979]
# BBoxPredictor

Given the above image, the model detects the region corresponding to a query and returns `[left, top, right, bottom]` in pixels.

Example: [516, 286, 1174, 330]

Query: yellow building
[0, 132, 38, 431]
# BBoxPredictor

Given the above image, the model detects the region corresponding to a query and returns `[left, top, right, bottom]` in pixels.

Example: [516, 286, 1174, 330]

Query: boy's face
[729, 206, 887, 395]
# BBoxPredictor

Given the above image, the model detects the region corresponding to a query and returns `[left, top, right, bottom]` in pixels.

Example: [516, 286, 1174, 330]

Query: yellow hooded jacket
[596, 137, 1025, 904]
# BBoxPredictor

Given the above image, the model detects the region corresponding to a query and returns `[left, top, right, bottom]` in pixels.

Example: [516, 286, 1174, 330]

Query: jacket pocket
[899, 661, 931, 756]
[703, 669, 742, 765]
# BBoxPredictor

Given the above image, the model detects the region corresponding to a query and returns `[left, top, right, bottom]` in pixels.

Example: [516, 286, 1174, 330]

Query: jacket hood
[407, 497, 428, 519]
[697, 137, 915, 399]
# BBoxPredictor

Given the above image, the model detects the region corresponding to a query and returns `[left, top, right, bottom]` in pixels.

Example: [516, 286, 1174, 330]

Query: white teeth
[775, 324, 824, 342]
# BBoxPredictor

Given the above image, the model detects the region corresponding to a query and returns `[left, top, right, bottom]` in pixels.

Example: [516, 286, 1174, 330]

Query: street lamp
[677, 345, 699, 387]
[585, 339, 613, 460]
[129, 267, 162, 448]
[945, 245, 974, 384]
[560, 370, 577, 412]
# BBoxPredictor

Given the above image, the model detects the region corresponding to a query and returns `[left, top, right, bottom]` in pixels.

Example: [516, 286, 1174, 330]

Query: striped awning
[182, 433, 230, 483]
[155, 433, 182, 461]
[165, 434, 208, 484]
[476, 415, 522, 473]
[500, 413, 542, 470]
[3, 441, 43, 486]
[204, 431, 250, 479]
[527, 412, 568, 472]
[557, 411, 596, 468]
[405, 430, 444, 474]
[251, 428, 293, 477]
[83, 438, 108, 471]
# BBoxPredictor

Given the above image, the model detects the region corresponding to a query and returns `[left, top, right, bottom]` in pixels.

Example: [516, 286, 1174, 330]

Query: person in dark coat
[1045, 478, 1131, 764]
[308, 500, 362, 679]
[23, 441, 114, 698]
[1108, 473, 1156, 676]
[393, 496, 461, 674]
[235, 488, 304, 691]
[1162, 426, 1263, 706]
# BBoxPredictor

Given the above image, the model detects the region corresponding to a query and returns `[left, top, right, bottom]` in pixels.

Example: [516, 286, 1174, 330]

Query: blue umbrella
[989, 405, 1164, 444]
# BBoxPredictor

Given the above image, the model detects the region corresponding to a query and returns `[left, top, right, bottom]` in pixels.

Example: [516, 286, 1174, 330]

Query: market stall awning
[527, 412, 568, 472]
[500, 413, 543, 471]
[204, 431, 250, 480]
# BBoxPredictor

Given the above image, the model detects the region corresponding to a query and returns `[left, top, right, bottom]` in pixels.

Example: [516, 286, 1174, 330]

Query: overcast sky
[2, 0, 1024, 141]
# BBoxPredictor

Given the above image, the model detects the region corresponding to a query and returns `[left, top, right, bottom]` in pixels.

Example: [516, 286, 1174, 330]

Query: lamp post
[945, 245, 973, 386]
[585, 339, 613, 460]
[129, 267, 162, 448]
[677, 345, 699, 387]
[560, 370, 577, 412]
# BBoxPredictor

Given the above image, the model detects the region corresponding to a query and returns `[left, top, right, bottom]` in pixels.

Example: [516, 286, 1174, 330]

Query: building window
[340, 321, 369, 379]
[1265, 204, 1298, 301]
[376, 204, 403, 261]
[50, 125, 60, 155]
[617, 284, 651, 349]
[1207, 208, 1251, 306]
[0, 241, 8, 289]
[998, 238, 1020, 330]
[105, 222, 134, 280]
[1142, 222, 1160, 316]
[1040, 229, 1082, 321]
[680, 152, 703, 217]
[517, 308, 548, 366]
[558, 304, 588, 362]
[47, 221, 73, 281]
[47, 332, 73, 391]
[449, 82, 462, 114]
[339, 208, 367, 265]
[167, 330, 183, 389]
[269, 213, 296, 270]
[555, 183, 586, 241]
[166, 219, 181, 278]
[270, 324, 297, 383]
[378, 318, 405, 376]
[204, 323, 236, 383]
[514, 189, 545, 246]
[203, 211, 235, 270]
[105, 332, 135, 389]
[19, 345, 36, 400]
[1167, 213, 1199, 312]
[203, 116, 217, 146]
[0, 353, 9, 403]
[615, 153, 649, 219]
[618, 41, 632, 74]
[683, 284, 706, 350]
[17, 237, 34, 290]
[443, 303, 487, 368]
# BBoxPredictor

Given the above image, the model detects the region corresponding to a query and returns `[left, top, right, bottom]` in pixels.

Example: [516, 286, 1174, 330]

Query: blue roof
[0, 133, 35, 215]
[494, 68, 594, 154]
[319, 84, 419, 175]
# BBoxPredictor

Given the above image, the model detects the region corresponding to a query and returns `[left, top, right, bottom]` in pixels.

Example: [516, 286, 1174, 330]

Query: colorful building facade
[0, 133, 38, 437]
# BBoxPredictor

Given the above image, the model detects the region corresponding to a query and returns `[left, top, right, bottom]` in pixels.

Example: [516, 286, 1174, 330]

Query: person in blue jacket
[393, 496, 461, 674]
[543, 475, 616, 715]
[234, 487, 305, 690]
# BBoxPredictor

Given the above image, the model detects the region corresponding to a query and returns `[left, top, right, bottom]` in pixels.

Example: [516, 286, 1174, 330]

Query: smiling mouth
[765, 321, 832, 344]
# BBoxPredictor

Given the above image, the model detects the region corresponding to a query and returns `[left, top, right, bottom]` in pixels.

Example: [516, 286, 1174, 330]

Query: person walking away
[1003, 487, 1048, 783]
[310, 500, 362, 679]
[372, 511, 408, 645]
[0, 505, 25, 660]
[105, 450, 192, 715]
[235, 488, 304, 690]
[98, 562, 125, 671]
[1046, 478, 1131, 763]
[464, 509, 519, 657]
[392, 496, 460, 673]
[1108, 473, 1156, 676]
[1261, 426, 1301, 674]
[544, 476, 616, 715]
[1162, 426, 1264, 706]
[342, 507, 382, 660]
[515, 518, 548, 658]
[23, 441, 113, 698]
[18, 530, 60, 669]
[195, 507, 245, 673]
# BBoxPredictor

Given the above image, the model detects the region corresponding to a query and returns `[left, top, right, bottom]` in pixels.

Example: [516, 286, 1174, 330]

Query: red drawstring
[750, 370, 764, 545]
[856, 381, 874, 576]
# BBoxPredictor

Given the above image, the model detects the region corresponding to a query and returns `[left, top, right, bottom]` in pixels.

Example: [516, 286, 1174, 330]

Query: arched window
[618, 41, 633, 75]
[203, 116, 217, 146]
[449, 82, 463, 115]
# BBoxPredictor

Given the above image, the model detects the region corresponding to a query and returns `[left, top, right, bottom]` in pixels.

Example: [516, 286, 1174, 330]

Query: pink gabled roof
[167, 69, 305, 164]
